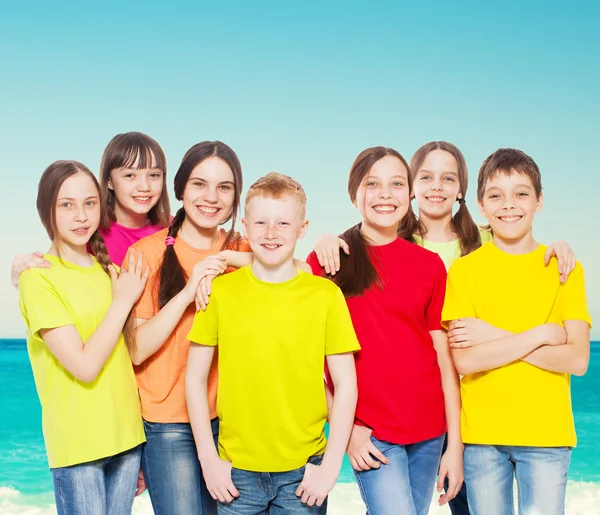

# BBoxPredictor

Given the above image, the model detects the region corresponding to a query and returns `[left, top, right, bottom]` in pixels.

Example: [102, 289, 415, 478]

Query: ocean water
[0, 338, 599, 514]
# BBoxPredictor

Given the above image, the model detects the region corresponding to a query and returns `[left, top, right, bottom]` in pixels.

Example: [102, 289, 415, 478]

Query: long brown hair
[158, 141, 243, 308]
[99, 132, 171, 229]
[332, 146, 419, 298]
[37, 160, 138, 356]
[410, 141, 481, 256]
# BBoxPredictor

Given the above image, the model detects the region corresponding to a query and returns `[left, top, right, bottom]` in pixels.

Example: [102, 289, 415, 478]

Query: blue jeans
[217, 455, 327, 514]
[464, 444, 572, 515]
[51, 444, 142, 515]
[354, 434, 445, 515]
[142, 418, 219, 515]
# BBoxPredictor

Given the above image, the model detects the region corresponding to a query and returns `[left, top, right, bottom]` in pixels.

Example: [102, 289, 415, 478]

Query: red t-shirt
[307, 237, 447, 445]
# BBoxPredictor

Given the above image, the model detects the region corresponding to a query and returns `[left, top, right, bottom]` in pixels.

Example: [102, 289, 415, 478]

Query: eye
[443, 176, 455, 182]
[488, 194, 500, 199]
[419, 174, 431, 180]
[366, 180, 378, 188]
[85, 200, 97, 207]
[193, 181, 206, 188]
[392, 181, 405, 188]
[219, 184, 233, 191]
[59, 202, 72, 208]
[124, 173, 135, 179]
[517, 192, 529, 197]
[255, 221, 266, 226]
[278, 222, 290, 226]
[150, 172, 162, 179]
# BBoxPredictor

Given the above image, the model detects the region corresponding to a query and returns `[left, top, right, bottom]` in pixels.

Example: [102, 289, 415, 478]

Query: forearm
[321, 378, 357, 472]
[133, 292, 190, 365]
[186, 365, 219, 463]
[452, 326, 546, 375]
[77, 299, 132, 381]
[220, 250, 252, 268]
[324, 380, 333, 422]
[438, 349, 462, 448]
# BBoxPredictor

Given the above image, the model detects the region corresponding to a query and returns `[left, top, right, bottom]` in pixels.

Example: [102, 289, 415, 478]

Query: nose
[265, 223, 277, 240]
[203, 186, 218, 203]
[378, 186, 392, 199]
[431, 178, 443, 191]
[501, 196, 516, 210]
[74, 205, 88, 222]
[137, 175, 151, 192]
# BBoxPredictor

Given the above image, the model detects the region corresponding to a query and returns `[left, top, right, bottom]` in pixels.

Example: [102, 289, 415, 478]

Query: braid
[89, 230, 138, 357]
[158, 208, 187, 308]
[89, 231, 112, 274]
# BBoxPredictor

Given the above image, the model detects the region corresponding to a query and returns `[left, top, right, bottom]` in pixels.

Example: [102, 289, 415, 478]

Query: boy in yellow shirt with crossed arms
[186, 172, 359, 514]
[443, 148, 591, 515]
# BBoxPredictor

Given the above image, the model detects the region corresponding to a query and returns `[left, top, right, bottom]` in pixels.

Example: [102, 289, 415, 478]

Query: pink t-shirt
[99, 222, 165, 266]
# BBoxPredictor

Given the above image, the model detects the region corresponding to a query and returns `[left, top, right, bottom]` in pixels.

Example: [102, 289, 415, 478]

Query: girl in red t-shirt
[307, 146, 462, 515]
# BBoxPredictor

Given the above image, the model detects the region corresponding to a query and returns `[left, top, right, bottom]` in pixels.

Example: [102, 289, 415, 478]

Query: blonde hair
[245, 172, 307, 216]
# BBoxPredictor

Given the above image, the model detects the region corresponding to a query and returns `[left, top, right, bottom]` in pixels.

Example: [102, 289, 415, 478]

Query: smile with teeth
[72, 227, 89, 235]
[133, 196, 152, 203]
[498, 215, 523, 223]
[426, 196, 446, 203]
[372, 205, 397, 213]
[197, 206, 220, 216]
[261, 243, 282, 251]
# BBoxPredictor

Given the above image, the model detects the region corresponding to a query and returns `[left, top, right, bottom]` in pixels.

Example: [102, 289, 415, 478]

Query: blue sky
[1, 1, 599, 337]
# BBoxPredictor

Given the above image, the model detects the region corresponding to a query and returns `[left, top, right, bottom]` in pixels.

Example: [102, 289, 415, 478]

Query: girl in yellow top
[18, 160, 149, 515]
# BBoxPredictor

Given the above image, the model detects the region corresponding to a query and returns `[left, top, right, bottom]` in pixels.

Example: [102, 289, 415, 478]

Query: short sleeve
[306, 251, 326, 277]
[232, 237, 252, 253]
[19, 272, 73, 335]
[325, 287, 360, 355]
[187, 292, 219, 347]
[425, 256, 447, 331]
[441, 260, 476, 329]
[560, 263, 592, 327]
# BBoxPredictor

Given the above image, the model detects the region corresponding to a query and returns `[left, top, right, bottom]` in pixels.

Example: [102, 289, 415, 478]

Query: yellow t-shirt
[187, 266, 360, 472]
[413, 227, 492, 270]
[442, 242, 592, 447]
[18, 255, 145, 468]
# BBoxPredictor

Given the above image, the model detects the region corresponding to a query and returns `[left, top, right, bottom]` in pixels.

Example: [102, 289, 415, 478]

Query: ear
[477, 199, 486, 217]
[241, 218, 248, 238]
[457, 192, 463, 201]
[535, 192, 544, 213]
[298, 219, 309, 240]
[107, 178, 113, 190]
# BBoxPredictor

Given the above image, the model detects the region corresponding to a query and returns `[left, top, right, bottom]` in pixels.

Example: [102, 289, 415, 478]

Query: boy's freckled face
[242, 195, 308, 267]
[478, 171, 543, 241]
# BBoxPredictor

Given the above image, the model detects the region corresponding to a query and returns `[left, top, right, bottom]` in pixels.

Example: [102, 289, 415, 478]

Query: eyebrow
[188, 177, 235, 185]
[57, 196, 99, 201]
[419, 169, 458, 175]
[365, 174, 407, 180]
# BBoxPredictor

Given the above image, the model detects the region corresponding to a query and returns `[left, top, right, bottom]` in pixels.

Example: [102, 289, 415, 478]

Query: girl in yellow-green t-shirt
[18, 160, 149, 515]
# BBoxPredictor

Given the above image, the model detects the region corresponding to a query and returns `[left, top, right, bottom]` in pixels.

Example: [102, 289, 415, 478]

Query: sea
[1, 338, 599, 514]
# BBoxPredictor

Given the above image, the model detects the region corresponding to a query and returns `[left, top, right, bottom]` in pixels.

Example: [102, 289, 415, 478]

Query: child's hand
[544, 240, 576, 284]
[195, 274, 217, 311]
[436, 443, 464, 505]
[135, 468, 146, 496]
[541, 323, 567, 346]
[448, 318, 505, 348]
[182, 254, 227, 305]
[11, 251, 51, 287]
[202, 456, 240, 503]
[295, 461, 336, 507]
[346, 424, 389, 471]
[314, 234, 349, 276]
[110, 250, 150, 307]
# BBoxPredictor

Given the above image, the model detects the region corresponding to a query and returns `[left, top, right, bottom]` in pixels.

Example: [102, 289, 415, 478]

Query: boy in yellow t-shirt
[186, 172, 359, 513]
[442, 148, 591, 515]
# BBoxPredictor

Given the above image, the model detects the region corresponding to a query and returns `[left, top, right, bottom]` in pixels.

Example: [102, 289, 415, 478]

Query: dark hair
[332, 146, 418, 298]
[410, 141, 481, 256]
[99, 132, 171, 229]
[37, 160, 137, 355]
[477, 148, 543, 201]
[158, 141, 243, 308]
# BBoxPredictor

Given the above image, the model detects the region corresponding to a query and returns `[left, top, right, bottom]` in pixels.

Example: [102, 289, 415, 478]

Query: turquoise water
[1, 338, 598, 496]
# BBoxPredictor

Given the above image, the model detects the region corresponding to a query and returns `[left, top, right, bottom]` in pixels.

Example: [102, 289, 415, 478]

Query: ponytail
[332, 223, 382, 298]
[452, 200, 482, 256]
[89, 231, 138, 357]
[158, 208, 187, 308]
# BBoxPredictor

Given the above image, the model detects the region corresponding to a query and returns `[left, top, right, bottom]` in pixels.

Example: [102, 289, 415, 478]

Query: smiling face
[354, 155, 410, 238]
[54, 172, 101, 249]
[478, 170, 543, 243]
[182, 156, 236, 231]
[413, 149, 462, 219]
[242, 194, 308, 268]
[108, 152, 164, 220]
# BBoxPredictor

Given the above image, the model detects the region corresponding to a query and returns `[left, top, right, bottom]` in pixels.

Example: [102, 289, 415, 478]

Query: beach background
[1, 1, 599, 513]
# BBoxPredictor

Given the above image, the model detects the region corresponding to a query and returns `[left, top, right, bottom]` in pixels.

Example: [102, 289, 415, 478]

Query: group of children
[12, 133, 590, 515]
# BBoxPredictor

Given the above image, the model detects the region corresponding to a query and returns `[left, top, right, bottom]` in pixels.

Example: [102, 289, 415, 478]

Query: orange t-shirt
[129, 228, 250, 423]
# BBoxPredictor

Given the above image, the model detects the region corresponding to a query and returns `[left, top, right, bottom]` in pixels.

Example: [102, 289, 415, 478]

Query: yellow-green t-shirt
[187, 266, 360, 472]
[442, 242, 592, 447]
[18, 255, 145, 468]
[413, 227, 492, 270]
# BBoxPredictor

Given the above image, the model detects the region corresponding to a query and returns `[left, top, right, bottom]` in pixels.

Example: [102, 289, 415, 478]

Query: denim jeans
[142, 418, 219, 515]
[51, 444, 142, 515]
[354, 434, 445, 515]
[464, 444, 572, 515]
[217, 455, 326, 514]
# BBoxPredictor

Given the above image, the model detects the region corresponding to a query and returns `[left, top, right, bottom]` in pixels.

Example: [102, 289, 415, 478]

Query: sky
[1, 1, 599, 337]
